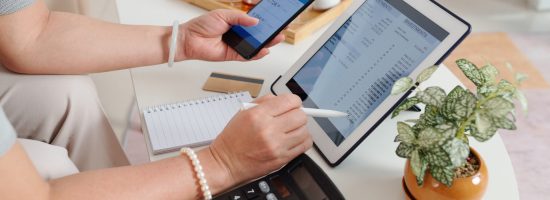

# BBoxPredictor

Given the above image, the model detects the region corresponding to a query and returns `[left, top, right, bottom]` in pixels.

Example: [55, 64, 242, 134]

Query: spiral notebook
[143, 92, 253, 154]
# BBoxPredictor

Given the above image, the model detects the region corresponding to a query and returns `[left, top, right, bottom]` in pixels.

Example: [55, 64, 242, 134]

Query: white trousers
[19, 138, 79, 180]
[0, 66, 129, 171]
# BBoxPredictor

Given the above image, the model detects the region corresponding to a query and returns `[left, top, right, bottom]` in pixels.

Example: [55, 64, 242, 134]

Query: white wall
[528, 0, 550, 10]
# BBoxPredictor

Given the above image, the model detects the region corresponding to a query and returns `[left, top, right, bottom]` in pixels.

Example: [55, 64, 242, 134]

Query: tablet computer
[271, 0, 470, 166]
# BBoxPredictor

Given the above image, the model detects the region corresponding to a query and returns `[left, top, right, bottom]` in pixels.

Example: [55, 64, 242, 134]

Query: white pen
[241, 102, 348, 118]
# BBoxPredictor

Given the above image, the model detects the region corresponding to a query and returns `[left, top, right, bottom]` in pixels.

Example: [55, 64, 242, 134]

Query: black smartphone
[222, 0, 314, 60]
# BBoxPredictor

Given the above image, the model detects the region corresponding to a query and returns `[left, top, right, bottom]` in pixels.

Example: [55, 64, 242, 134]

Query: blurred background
[43, 0, 549, 199]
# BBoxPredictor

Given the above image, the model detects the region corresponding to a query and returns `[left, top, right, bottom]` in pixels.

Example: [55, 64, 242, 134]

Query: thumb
[213, 9, 259, 27]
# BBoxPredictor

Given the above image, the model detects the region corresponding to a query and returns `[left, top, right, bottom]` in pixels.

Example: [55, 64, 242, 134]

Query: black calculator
[214, 154, 345, 200]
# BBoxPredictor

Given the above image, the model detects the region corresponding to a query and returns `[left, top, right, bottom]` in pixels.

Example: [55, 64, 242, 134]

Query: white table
[116, 0, 519, 199]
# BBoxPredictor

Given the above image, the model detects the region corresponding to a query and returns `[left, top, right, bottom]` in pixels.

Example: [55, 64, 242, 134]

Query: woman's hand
[178, 9, 285, 61]
[203, 94, 313, 192]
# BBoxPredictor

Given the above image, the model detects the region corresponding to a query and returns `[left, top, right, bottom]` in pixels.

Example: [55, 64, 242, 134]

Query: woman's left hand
[178, 9, 285, 61]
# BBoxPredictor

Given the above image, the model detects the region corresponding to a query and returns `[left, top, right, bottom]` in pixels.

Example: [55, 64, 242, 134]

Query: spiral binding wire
[145, 91, 248, 114]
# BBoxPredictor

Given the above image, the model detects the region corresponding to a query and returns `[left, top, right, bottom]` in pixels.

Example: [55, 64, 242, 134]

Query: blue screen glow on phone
[230, 0, 309, 48]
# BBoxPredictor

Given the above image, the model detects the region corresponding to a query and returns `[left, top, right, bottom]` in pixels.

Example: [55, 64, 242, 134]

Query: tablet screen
[286, 0, 449, 146]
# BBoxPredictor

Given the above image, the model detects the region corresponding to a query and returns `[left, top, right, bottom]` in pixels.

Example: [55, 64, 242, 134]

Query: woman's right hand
[204, 94, 313, 192]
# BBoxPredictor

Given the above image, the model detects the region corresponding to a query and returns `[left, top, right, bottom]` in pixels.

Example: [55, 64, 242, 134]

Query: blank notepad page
[143, 92, 253, 154]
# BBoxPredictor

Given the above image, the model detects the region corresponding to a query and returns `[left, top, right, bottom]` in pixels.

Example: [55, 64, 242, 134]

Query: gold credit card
[202, 72, 264, 97]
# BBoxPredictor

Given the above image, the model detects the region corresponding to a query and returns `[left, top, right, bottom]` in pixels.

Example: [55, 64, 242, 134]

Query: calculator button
[266, 193, 278, 200]
[243, 186, 260, 199]
[258, 181, 270, 193]
[228, 191, 247, 200]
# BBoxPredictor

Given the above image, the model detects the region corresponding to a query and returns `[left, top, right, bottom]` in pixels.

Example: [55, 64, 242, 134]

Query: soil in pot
[455, 152, 481, 178]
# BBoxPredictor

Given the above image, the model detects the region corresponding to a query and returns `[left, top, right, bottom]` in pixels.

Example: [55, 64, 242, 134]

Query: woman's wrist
[175, 24, 189, 61]
[196, 148, 235, 195]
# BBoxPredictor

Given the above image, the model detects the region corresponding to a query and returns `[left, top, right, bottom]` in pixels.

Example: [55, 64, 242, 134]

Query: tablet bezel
[272, 0, 471, 167]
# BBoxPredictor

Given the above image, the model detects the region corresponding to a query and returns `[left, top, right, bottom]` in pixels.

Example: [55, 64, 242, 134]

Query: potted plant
[390, 58, 528, 200]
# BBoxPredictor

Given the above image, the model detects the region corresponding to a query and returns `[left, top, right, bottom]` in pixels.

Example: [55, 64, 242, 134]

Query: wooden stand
[183, 0, 352, 44]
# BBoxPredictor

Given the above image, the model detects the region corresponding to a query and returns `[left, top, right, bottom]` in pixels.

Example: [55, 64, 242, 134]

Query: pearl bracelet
[180, 147, 212, 200]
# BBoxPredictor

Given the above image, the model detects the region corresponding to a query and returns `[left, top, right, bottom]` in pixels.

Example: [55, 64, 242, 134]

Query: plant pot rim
[402, 178, 416, 200]
[402, 147, 489, 200]
[408, 147, 485, 179]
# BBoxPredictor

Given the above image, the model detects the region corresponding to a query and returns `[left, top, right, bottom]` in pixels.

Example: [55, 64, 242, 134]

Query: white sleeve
[0, 0, 35, 15]
[0, 107, 17, 157]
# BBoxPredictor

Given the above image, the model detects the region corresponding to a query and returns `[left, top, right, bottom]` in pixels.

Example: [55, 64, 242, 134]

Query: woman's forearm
[25, 11, 171, 74]
[49, 149, 232, 200]
[34, 14, 170, 74]
[0, 1, 172, 74]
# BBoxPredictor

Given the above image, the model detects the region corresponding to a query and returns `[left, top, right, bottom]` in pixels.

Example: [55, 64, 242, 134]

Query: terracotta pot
[402, 148, 488, 200]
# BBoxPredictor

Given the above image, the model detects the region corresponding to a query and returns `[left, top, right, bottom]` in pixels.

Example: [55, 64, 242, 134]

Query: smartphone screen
[223, 0, 313, 59]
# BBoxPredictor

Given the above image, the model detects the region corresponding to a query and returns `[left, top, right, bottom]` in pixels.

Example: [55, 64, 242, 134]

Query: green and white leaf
[505, 62, 514, 73]
[442, 138, 470, 168]
[478, 85, 497, 96]
[441, 86, 464, 118]
[434, 123, 457, 144]
[475, 113, 492, 135]
[413, 106, 447, 134]
[392, 97, 420, 118]
[441, 86, 477, 120]
[492, 115, 517, 130]
[410, 150, 428, 186]
[396, 143, 415, 158]
[515, 72, 528, 86]
[417, 127, 441, 148]
[414, 105, 439, 130]
[416, 162, 428, 186]
[456, 90, 477, 119]
[483, 97, 514, 118]
[497, 80, 516, 95]
[515, 90, 528, 113]
[430, 165, 455, 187]
[405, 119, 419, 123]
[470, 124, 498, 142]
[410, 150, 422, 176]
[392, 77, 414, 95]
[480, 64, 499, 84]
[424, 148, 452, 167]
[396, 122, 416, 143]
[416, 65, 438, 83]
[456, 59, 484, 86]
[415, 86, 446, 107]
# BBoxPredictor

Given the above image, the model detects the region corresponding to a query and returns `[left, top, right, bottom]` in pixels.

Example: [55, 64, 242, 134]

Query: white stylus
[241, 103, 348, 118]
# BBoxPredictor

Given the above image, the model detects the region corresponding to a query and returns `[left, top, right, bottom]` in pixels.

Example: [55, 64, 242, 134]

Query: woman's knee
[1, 75, 105, 140]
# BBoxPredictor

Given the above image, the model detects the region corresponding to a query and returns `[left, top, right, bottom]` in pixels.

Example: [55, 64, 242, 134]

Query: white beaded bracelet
[168, 20, 179, 67]
[180, 147, 213, 200]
